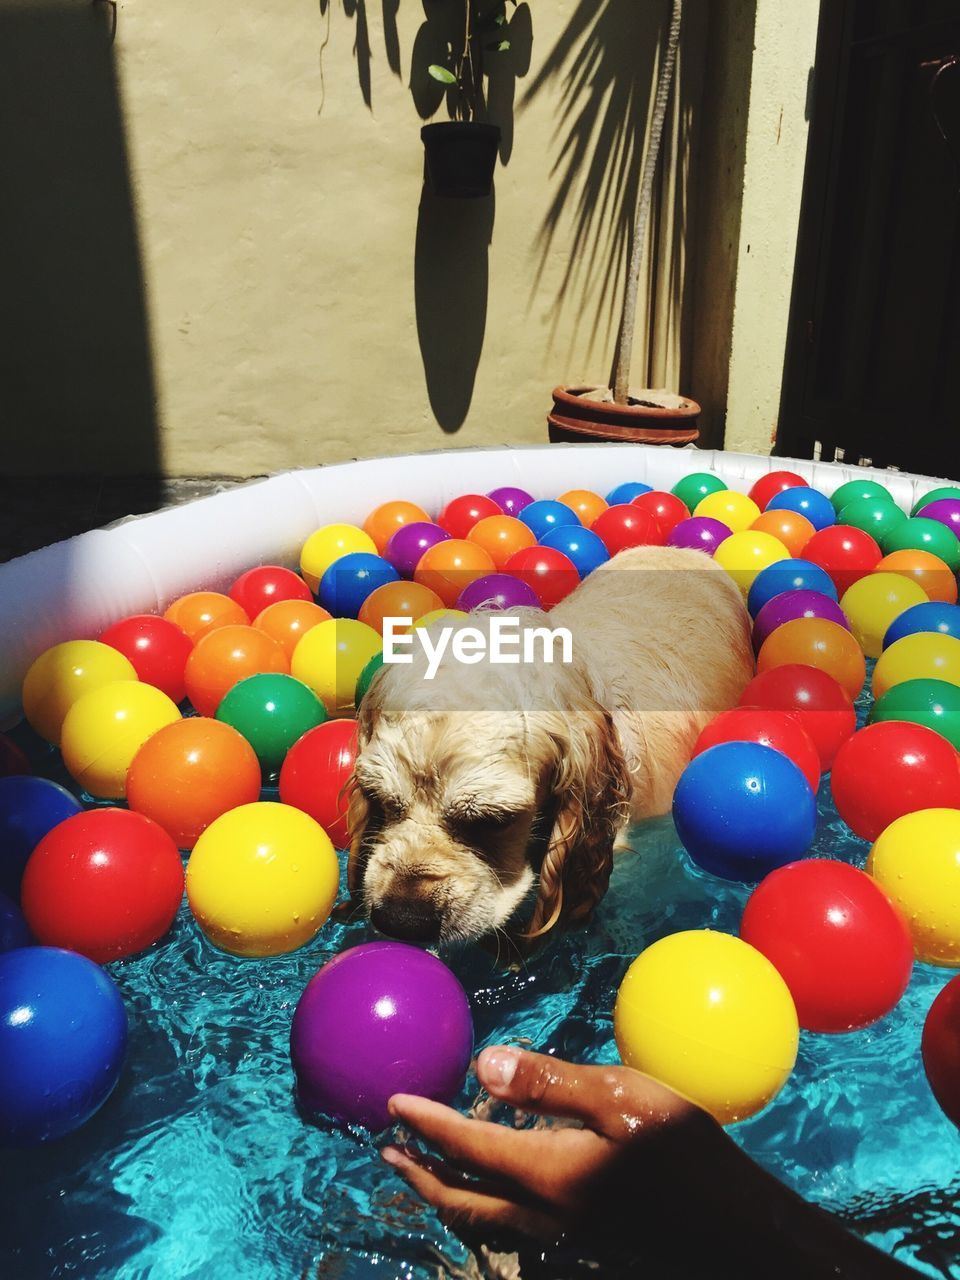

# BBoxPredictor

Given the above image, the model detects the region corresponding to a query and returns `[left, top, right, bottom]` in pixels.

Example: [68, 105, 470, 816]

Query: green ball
[879, 517, 960, 573]
[215, 673, 327, 772]
[671, 472, 727, 511]
[869, 678, 960, 750]
[913, 486, 960, 516]
[355, 649, 385, 705]
[837, 496, 906, 542]
[829, 479, 894, 513]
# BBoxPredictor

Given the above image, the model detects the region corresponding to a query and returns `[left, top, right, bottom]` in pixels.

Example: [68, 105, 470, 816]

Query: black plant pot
[421, 122, 501, 198]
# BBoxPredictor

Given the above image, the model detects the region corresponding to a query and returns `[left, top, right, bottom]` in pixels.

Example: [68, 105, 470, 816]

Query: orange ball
[467, 515, 536, 569]
[751, 510, 817, 559]
[164, 591, 249, 643]
[184, 625, 289, 716]
[363, 500, 432, 554]
[757, 618, 866, 700]
[358, 581, 444, 635]
[253, 599, 332, 659]
[414, 540, 497, 607]
[557, 490, 608, 528]
[127, 717, 262, 848]
[876, 550, 958, 605]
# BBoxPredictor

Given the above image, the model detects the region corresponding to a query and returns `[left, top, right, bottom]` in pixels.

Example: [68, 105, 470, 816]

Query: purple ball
[752, 589, 850, 653]
[667, 516, 732, 555]
[384, 522, 450, 578]
[487, 486, 534, 517]
[290, 942, 473, 1131]
[456, 573, 541, 612]
[918, 499, 960, 536]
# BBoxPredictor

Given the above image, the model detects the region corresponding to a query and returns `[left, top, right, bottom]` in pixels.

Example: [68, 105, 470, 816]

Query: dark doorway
[777, 0, 960, 477]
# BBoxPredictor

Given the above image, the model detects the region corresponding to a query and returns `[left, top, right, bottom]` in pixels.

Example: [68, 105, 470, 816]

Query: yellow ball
[413, 608, 468, 630]
[60, 680, 181, 799]
[713, 531, 789, 597]
[186, 802, 339, 957]
[22, 640, 138, 745]
[839, 572, 928, 659]
[694, 490, 761, 533]
[291, 617, 381, 716]
[873, 632, 960, 699]
[868, 809, 960, 966]
[614, 929, 799, 1124]
[300, 524, 377, 593]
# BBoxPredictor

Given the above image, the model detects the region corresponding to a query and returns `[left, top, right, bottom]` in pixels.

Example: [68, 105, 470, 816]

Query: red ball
[279, 719, 358, 848]
[741, 859, 913, 1032]
[437, 494, 502, 540]
[831, 721, 960, 841]
[229, 566, 313, 619]
[591, 504, 663, 555]
[923, 975, 960, 1128]
[0, 733, 31, 778]
[803, 525, 882, 595]
[21, 808, 184, 963]
[100, 614, 194, 703]
[747, 470, 807, 511]
[630, 491, 690, 537]
[693, 708, 821, 792]
[502, 546, 580, 609]
[738, 664, 856, 771]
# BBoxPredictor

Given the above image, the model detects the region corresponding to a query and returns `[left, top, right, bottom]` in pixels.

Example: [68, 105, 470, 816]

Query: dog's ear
[519, 700, 631, 944]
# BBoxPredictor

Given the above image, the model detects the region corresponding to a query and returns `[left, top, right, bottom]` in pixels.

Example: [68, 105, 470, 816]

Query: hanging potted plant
[548, 0, 700, 444]
[421, 1, 513, 198]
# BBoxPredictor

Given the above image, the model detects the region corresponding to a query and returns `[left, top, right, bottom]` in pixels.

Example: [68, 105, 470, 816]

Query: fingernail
[381, 1146, 402, 1166]
[479, 1046, 519, 1091]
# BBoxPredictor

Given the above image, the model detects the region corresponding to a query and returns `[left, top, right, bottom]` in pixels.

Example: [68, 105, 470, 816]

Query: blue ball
[606, 481, 652, 505]
[746, 558, 839, 617]
[0, 776, 82, 900]
[518, 499, 582, 541]
[0, 892, 32, 953]
[882, 601, 960, 650]
[318, 552, 399, 619]
[539, 526, 610, 578]
[673, 742, 817, 882]
[766, 486, 836, 531]
[0, 947, 127, 1145]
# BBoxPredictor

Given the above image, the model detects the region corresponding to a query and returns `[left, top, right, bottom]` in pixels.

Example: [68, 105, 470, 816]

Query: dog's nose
[370, 899, 442, 943]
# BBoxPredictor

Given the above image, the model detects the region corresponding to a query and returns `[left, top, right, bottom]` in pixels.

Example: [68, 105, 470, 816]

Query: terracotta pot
[421, 122, 501, 199]
[548, 385, 700, 445]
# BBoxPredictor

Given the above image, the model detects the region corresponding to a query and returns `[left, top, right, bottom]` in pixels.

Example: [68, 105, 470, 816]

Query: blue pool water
[3, 709, 959, 1280]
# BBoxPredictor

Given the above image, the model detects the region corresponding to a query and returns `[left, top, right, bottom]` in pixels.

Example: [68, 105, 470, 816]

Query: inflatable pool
[1, 444, 958, 1280]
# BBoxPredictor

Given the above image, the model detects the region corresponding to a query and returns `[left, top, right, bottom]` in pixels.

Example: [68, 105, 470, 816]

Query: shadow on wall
[0, 0, 161, 553]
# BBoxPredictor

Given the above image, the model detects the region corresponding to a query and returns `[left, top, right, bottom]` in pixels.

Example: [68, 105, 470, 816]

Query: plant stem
[613, 0, 683, 405]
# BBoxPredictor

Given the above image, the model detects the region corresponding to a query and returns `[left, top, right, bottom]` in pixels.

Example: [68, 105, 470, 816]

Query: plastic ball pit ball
[606, 480, 653, 504]
[278, 719, 359, 848]
[318, 552, 400, 620]
[187, 802, 339, 957]
[666, 516, 731, 555]
[486, 485, 534, 517]
[229, 565, 312, 619]
[22, 640, 138, 745]
[61, 681, 182, 800]
[557, 489, 607, 527]
[0, 947, 127, 1146]
[591, 504, 662, 554]
[456, 574, 540, 612]
[747, 470, 807, 511]
[869, 679, 960, 751]
[873, 632, 960, 699]
[357, 581, 444, 634]
[802, 525, 882, 596]
[837, 496, 906, 545]
[756, 617, 865, 700]
[746, 559, 839, 617]
[914, 486, 960, 516]
[922, 976, 960, 1127]
[750, 509, 816, 558]
[0, 734, 31, 779]
[631, 489, 690, 537]
[518, 498, 582, 541]
[839, 572, 928, 659]
[876, 549, 958, 605]
[830, 478, 895, 512]
[127, 717, 262, 848]
[300, 524, 377, 594]
[539, 525, 610, 578]
[868, 809, 960, 965]
[692, 708, 821, 792]
[738, 665, 855, 771]
[831, 721, 960, 842]
[163, 591, 249, 643]
[21, 809, 184, 963]
[883, 601, 960, 649]
[0, 776, 83, 899]
[694, 489, 760, 534]
[766, 487, 836, 532]
[740, 860, 913, 1032]
[502, 546, 579, 609]
[751, 590, 849, 655]
[291, 618, 381, 717]
[0, 892, 32, 953]
[363, 500, 431, 553]
[414, 539, 497, 607]
[437, 493, 501, 540]
[215, 673, 328, 773]
[917, 498, 960, 538]
[290, 941, 473, 1131]
[673, 742, 817, 882]
[671, 472, 726, 512]
[466, 515, 536, 569]
[880, 517, 960, 574]
[99, 615, 193, 704]
[384, 522, 451, 577]
[184, 624, 289, 717]
[252, 599, 332, 659]
[355, 651, 384, 706]
[713, 530, 789, 596]
[614, 930, 799, 1125]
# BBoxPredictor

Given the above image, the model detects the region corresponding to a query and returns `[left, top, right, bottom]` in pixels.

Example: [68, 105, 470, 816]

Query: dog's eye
[448, 810, 518, 841]
[364, 790, 406, 822]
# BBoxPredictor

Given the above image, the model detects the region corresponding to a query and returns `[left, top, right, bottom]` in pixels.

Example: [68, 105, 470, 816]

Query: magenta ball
[667, 516, 732, 555]
[456, 574, 541, 612]
[752, 589, 851, 652]
[487, 486, 534, 517]
[290, 941, 474, 1131]
[384, 522, 450, 578]
[918, 499, 960, 536]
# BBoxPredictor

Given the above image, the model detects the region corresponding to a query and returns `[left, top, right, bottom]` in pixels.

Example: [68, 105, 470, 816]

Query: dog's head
[347, 614, 630, 950]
